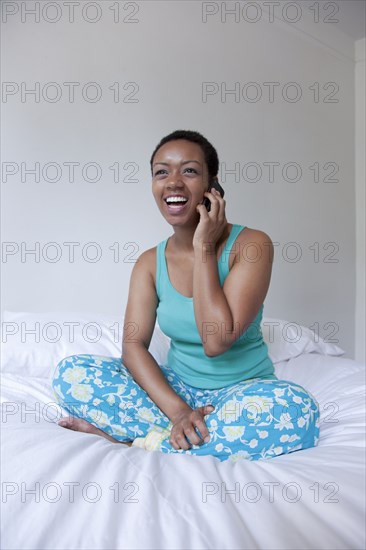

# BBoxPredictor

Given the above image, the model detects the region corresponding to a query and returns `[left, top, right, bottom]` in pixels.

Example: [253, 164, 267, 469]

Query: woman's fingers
[204, 189, 226, 222]
[169, 405, 216, 450]
[170, 425, 200, 449]
[173, 423, 202, 448]
[192, 419, 211, 444]
[171, 421, 212, 449]
[195, 405, 215, 442]
[176, 433, 191, 451]
[169, 425, 191, 450]
[204, 190, 219, 212]
[184, 424, 205, 446]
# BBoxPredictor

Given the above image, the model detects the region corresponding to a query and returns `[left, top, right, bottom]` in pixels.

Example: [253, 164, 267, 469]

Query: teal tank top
[156, 223, 276, 390]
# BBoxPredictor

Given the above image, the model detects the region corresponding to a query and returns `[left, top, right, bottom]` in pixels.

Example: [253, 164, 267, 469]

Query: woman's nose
[167, 176, 184, 187]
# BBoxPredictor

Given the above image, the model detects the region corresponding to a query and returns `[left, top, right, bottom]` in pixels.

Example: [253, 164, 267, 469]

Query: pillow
[261, 317, 345, 363]
[1, 311, 345, 379]
[1, 311, 170, 379]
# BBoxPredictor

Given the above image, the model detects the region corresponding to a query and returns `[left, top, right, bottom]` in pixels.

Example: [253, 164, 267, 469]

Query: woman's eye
[154, 168, 197, 176]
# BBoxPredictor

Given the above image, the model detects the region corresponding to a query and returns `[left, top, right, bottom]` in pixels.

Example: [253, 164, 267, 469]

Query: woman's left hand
[193, 187, 228, 250]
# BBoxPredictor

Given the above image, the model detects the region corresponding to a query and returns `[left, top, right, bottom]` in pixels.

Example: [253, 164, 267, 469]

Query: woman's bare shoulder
[136, 246, 157, 287]
[236, 226, 274, 263]
[239, 226, 273, 243]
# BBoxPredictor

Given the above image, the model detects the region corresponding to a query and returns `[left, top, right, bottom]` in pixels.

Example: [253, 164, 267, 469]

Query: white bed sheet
[1, 353, 365, 550]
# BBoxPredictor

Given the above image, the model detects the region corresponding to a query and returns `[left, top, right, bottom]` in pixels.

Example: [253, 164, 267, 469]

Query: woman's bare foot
[58, 417, 133, 446]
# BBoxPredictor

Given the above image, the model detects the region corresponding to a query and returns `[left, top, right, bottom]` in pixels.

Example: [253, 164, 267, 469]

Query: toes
[58, 416, 97, 434]
[58, 417, 74, 429]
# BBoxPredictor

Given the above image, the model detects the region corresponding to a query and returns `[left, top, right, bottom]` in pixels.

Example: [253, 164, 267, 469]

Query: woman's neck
[169, 222, 231, 255]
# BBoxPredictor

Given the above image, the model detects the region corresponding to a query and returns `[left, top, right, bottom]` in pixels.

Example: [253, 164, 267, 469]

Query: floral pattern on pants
[52, 354, 320, 462]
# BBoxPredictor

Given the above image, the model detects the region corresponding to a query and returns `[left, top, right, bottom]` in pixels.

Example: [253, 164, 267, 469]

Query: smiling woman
[52, 129, 320, 462]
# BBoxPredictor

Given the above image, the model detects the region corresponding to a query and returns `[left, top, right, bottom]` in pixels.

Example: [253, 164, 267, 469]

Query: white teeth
[165, 197, 188, 203]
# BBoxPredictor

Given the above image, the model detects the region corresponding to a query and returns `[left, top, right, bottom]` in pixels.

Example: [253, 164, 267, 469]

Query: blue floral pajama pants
[52, 354, 320, 463]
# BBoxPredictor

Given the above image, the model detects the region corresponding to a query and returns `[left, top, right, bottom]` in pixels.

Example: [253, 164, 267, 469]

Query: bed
[1, 310, 365, 550]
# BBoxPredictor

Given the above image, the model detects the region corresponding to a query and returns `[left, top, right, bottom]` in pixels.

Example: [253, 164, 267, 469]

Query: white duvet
[1, 352, 365, 550]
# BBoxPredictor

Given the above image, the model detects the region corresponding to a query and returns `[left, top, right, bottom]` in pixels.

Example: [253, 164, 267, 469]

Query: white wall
[1, 1, 363, 359]
[355, 37, 366, 364]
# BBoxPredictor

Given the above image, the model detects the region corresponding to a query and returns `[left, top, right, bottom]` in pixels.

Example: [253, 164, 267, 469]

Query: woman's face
[152, 139, 210, 225]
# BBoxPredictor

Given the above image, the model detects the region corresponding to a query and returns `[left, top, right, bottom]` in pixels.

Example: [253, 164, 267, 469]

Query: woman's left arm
[193, 190, 274, 357]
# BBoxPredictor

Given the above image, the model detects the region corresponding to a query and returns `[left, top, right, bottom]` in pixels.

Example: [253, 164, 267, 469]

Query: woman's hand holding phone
[193, 183, 228, 251]
[169, 405, 215, 450]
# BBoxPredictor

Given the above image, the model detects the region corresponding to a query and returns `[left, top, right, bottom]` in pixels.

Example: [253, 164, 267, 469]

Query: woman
[52, 130, 320, 462]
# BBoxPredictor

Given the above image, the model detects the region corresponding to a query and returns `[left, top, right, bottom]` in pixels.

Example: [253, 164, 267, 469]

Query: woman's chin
[162, 208, 198, 224]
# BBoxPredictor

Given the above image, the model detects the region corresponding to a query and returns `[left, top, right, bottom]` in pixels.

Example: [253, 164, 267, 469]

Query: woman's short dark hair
[150, 130, 219, 179]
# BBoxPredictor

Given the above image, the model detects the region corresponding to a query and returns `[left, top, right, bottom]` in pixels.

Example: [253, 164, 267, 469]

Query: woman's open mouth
[163, 196, 189, 215]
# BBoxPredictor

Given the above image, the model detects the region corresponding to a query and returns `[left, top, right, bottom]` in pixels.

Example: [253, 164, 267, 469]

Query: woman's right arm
[121, 249, 192, 423]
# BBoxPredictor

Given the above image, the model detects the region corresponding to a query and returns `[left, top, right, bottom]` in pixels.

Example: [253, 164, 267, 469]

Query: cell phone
[202, 178, 225, 212]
